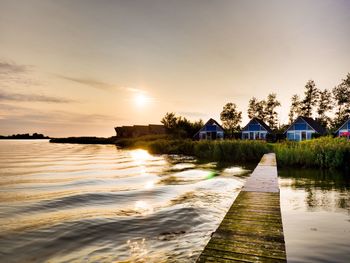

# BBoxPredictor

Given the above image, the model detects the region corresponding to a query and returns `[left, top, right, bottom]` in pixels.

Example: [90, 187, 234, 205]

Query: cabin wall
[337, 120, 350, 136]
[242, 119, 269, 140]
[286, 119, 315, 141]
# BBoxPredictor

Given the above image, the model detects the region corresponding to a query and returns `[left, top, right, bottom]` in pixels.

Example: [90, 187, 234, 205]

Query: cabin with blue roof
[241, 118, 272, 140]
[193, 118, 224, 140]
[285, 116, 326, 141]
[335, 119, 350, 139]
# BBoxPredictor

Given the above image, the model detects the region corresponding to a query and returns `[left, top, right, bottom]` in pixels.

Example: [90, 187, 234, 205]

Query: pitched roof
[242, 117, 273, 133]
[193, 118, 224, 138]
[285, 116, 326, 134]
[204, 118, 225, 131]
[334, 118, 350, 134]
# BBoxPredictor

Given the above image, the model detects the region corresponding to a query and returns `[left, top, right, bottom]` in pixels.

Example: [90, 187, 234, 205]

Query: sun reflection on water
[130, 149, 151, 165]
[134, 200, 154, 214]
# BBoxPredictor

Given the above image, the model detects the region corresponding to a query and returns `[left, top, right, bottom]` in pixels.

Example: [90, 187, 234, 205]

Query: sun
[134, 93, 149, 107]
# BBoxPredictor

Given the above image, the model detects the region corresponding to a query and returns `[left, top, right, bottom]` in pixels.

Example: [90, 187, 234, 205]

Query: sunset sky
[1, 0, 350, 137]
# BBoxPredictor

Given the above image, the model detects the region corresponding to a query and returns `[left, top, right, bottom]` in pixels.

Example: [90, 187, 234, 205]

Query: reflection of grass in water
[158, 175, 183, 185]
[159, 170, 218, 185]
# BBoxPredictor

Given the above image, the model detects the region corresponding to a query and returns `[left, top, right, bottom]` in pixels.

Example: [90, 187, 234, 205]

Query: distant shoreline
[0, 133, 50, 140]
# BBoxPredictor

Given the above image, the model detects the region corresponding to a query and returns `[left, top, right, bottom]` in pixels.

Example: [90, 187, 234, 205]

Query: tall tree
[220, 102, 242, 136]
[247, 97, 266, 121]
[332, 73, 350, 129]
[316, 89, 333, 128]
[301, 80, 319, 117]
[288, 94, 302, 124]
[265, 93, 281, 130]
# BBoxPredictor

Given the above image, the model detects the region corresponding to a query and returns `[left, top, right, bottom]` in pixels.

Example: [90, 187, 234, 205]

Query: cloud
[57, 75, 115, 90]
[0, 103, 124, 136]
[0, 60, 30, 75]
[0, 90, 74, 103]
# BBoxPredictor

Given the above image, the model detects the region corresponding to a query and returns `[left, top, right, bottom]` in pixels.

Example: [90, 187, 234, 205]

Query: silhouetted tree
[161, 112, 204, 138]
[288, 94, 302, 124]
[161, 112, 177, 132]
[332, 73, 350, 129]
[247, 97, 266, 121]
[265, 93, 281, 130]
[301, 80, 319, 117]
[316, 89, 332, 128]
[220, 102, 242, 136]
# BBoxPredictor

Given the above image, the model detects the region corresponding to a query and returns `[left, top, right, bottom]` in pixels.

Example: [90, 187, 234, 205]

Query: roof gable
[242, 118, 272, 133]
[285, 116, 326, 134]
[193, 118, 224, 138]
[335, 119, 350, 134]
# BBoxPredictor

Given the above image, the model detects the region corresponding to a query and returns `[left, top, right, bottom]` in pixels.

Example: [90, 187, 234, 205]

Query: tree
[161, 113, 204, 138]
[288, 94, 302, 124]
[265, 93, 281, 130]
[332, 73, 350, 129]
[316, 89, 333, 128]
[301, 80, 319, 117]
[161, 112, 177, 132]
[220, 102, 242, 136]
[247, 97, 266, 121]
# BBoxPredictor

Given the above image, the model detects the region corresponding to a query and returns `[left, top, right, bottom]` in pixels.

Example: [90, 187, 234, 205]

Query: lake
[0, 140, 349, 262]
[0, 140, 248, 262]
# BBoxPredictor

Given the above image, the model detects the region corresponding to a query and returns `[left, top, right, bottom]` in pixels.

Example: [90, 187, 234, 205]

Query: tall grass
[145, 139, 271, 163]
[273, 136, 350, 169]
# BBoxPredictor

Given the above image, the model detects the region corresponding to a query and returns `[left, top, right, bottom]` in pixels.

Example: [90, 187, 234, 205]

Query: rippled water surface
[0, 140, 250, 262]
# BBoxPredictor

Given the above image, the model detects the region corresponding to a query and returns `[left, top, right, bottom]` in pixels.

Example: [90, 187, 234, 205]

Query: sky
[1, 0, 350, 137]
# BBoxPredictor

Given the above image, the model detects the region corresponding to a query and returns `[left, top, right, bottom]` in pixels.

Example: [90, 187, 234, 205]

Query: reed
[273, 136, 350, 169]
[146, 139, 271, 163]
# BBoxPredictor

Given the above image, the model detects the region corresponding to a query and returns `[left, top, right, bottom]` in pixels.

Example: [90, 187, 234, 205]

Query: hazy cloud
[0, 60, 30, 75]
[0, 103, 123, 136]
[0, 90, 74, 103]
[57, 75, 115, 90]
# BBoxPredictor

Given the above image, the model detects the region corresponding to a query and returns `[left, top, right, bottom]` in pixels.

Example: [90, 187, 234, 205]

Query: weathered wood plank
[196, 153, 286, 262]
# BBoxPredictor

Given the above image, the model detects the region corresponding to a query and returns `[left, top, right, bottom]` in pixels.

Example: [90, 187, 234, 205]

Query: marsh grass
[137, 139, 271, 163]
[273, 137, 350, 169]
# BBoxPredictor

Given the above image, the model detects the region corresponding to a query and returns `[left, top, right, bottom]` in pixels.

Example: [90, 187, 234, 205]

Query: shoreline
[49, 135, 350, 171]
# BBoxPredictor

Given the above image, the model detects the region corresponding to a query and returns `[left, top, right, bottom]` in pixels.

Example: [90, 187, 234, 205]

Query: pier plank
[196, 153, 286, 262]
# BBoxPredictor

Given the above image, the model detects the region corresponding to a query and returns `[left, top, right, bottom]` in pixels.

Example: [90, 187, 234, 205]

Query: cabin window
[242, 133, 249, 139]
[307, 132, 312, 140]
[287, 132, 294, 140]
[295, 123, 307, 130]
[256, 132, 260, 139]
[301, 131, 307, 141]
[249, 124, 260, 131]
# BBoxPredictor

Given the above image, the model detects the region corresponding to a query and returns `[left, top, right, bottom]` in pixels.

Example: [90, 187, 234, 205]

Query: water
[1, 141, 350, 263]
[279, 168, 350, 263]
[0, 140, 249, 263]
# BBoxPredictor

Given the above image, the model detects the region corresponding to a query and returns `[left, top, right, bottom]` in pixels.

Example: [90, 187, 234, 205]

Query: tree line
[221, 73, 350, 134]
[162, 73, 350, 138]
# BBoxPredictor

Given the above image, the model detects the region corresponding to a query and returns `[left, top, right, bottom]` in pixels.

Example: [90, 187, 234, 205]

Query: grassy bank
[50, 135, 350, 170]
[117, 136, 271, 163]
[273, 137, 350, 170]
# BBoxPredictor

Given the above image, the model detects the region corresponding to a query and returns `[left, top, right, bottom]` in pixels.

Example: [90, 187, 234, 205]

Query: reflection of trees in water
[279, 168, 350, 214]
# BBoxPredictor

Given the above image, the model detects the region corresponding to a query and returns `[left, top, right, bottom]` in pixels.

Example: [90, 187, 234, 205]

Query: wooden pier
[197, 153, 286, 263]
